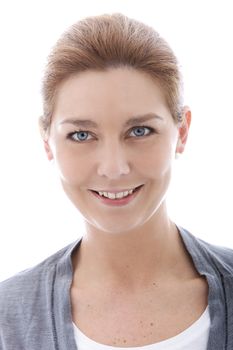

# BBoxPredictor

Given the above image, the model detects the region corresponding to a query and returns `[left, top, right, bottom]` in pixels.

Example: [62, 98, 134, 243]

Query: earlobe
[176, 106, 192, 155]
[43, 140, 54, 161]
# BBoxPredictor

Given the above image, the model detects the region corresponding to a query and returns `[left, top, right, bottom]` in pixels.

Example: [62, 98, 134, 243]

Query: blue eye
[130, 126, 154, 137]
[67, 126, 155, 143]
[67, 131, 92, 142]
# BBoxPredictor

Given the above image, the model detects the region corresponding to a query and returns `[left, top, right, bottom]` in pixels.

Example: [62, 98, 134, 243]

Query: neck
[72, 206, 192, 289]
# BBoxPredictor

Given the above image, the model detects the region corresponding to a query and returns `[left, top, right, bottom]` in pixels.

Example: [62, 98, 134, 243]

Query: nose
[97, 141, 130, 179]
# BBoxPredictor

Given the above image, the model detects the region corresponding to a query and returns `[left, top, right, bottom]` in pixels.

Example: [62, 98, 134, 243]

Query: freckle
[87, 304, 90, 307]
[123, 339, 127, 343]
[150, 322, 154, 326]
[143, 335, 146, 338]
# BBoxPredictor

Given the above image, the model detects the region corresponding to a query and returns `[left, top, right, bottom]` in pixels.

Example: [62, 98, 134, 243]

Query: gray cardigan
[0, 227, 233, 350]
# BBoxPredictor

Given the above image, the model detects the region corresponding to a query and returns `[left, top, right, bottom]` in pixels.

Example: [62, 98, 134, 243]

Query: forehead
[53, 67, 171, 122]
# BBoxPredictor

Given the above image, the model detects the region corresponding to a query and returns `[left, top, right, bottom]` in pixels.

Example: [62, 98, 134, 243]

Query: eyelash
[66, 126, 156, 143]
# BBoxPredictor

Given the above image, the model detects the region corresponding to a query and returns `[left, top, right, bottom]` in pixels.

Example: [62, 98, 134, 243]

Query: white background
[0, 0, 232, 281]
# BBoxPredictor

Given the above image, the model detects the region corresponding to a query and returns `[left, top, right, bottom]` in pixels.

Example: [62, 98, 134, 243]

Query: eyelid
[128, 125, 156, 137]
[66, 130, 94, 142]
[66, 125, 156, 142]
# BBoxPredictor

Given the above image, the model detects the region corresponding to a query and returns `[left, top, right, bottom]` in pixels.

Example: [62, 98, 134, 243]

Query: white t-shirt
[73, 306, 210, 350]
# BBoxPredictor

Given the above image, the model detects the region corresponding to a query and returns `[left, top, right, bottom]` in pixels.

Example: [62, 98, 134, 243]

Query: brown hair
[40, 13, 184, 137]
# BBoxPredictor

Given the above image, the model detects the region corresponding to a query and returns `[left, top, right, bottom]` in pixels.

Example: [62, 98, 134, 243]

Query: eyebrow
[59, 113, 163, 128]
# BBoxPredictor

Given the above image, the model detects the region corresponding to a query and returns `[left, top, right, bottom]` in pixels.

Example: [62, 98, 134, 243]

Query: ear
[176, 106, 192, 155]
[38, 116, 54, 161]
[43, 140, 54, 161]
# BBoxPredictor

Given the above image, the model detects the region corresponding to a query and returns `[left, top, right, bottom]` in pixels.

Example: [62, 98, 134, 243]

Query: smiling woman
[46, 67, 185, 234]
[0, 12, 233, 350]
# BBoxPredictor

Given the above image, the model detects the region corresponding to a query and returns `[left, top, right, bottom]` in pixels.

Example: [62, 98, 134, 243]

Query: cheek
[134, 141, 174, 179]
[53, 145, 90, 185]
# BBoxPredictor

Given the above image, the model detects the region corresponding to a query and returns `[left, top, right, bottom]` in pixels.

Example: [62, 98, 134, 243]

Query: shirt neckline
[73, 305, 210, 349]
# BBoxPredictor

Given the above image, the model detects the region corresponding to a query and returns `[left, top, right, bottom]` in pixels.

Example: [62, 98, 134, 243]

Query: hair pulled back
[40, 13, 184, 136]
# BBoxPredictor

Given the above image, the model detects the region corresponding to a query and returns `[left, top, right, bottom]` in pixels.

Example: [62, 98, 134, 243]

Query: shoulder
[198, 236, 233, 275]
[0, 240, 76, 287]
[0, 239, 80, 321]
[0, 239, 81, 347]
[179, 226, 233, 276]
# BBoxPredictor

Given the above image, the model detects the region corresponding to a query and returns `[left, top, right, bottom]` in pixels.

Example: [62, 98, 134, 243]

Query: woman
[0, 13, 232, 350]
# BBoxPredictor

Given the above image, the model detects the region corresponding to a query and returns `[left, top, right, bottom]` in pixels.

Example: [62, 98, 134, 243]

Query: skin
[44, 67, 190, 236]
[42, 67, 208, 346]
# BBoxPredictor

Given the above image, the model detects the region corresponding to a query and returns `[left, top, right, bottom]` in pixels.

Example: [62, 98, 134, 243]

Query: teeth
[98, 188, 135, 199]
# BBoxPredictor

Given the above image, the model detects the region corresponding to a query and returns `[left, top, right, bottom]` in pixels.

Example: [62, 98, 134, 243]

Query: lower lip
[90, 186, 143, 207]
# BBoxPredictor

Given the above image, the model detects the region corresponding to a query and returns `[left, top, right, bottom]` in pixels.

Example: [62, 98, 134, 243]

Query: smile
[97, 188, 134, 199]
[90, 185, 144, 206]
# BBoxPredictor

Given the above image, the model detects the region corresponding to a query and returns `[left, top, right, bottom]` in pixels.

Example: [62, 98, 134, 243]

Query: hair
[40, 13, 184, 137]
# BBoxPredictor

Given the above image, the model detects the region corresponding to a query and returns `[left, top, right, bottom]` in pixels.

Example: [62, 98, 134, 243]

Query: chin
[83, 215, 145, 235]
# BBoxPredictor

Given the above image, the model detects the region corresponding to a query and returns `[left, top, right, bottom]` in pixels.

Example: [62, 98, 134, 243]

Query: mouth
[89, 185, 144, 206]
[91, 185, 143, 198]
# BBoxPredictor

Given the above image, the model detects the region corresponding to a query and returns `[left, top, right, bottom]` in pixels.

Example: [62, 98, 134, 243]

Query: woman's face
[45, 68, 190, 234]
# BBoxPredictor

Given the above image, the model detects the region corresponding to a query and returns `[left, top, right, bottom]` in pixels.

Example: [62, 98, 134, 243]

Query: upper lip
[90, 185, 143, 193]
